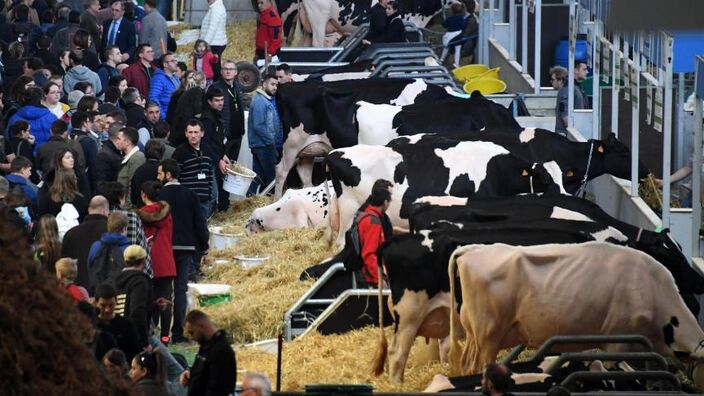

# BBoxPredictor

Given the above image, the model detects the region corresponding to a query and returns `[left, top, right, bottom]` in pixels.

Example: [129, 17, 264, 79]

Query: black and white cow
[275, 78, 450, 197]
[356, 91, 521, 145]
[277, 0, 453, 47]
[245, 182, 334, 233]
[374, 218, 627, 383]
[325, 139, 566, 246]
[385, 130, 650, 195]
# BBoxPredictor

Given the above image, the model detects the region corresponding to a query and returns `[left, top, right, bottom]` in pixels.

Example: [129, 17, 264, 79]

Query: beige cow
[447, 242, 704, 387]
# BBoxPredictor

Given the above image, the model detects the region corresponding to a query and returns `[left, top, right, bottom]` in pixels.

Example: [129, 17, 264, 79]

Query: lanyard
[228, 86, 239, 111]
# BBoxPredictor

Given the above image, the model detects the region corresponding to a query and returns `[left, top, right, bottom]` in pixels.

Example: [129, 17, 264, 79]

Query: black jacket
[365, 3, 387, 43]
[200, 107, 225, 163]
[188, 330, 237, 396]
[130, 159, 160, 207]
[61, 213, 107, 288]
[98, 314, 141, 362]
[169, 87, 204, 147]
[158, 182, 209, 252]
[211, 80, 245, 141]
[125, 102, 147, 128]
[95, 140, 123, 185]
[113, 268, 153, 348]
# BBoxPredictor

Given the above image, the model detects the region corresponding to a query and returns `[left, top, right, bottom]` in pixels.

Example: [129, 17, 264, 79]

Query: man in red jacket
[254, 0, 282, 63]
[357, 179, 393, 286]
[122, 44, 156, 98]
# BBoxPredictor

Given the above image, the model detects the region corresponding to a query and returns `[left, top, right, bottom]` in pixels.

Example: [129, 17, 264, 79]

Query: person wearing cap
[113, 244, 173, 350]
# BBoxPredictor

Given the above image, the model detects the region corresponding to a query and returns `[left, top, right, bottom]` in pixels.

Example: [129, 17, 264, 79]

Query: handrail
[560, 371, 681, 392]
[545, 351, 668, 374]
[525, 335, 655, 364]
[283, 262, 346, 340]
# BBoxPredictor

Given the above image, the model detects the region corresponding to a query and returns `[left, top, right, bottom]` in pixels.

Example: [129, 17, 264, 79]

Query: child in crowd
[191, 39, 219, 83]
[56, 257, 89, 302]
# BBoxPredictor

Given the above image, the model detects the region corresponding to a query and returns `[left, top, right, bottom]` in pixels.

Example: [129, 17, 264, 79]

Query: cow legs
[388, 292, 431, 383]
[295, 158, 315, 188]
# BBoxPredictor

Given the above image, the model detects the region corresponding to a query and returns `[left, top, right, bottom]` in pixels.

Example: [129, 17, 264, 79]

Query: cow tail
[371, 252, 388, 376]
[323, 162, 340, 248]
[448, 245, 467, 377]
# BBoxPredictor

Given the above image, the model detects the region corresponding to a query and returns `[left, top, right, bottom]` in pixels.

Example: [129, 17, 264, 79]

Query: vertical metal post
[478, 2, 485, 64]
[677, 73, 686, 168]
[509, 0, 517, 60]
[611, 33, 620, 138]
[567, 0, 576, 129]
[631, 36, 641, 198]
[592, 19, 601, 139]
[486, 0, 494, 63]
[534, 0, 542, 94]
[522, 0, 529, 72]
[692, 84, 703, 257]
[662, 35, 674, 227]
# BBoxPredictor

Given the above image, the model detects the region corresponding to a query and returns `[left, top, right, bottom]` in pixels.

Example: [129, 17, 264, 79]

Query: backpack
[342, 210, 379, 272]
[89, 243, 125, 291]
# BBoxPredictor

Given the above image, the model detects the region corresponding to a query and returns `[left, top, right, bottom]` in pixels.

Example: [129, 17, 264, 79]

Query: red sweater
[122, 61, 157, 99]
[192, 51, 219, 80]
[255, 5, 283, 55]
[135, 202, 176, 278]
[357, 206, 385, 284]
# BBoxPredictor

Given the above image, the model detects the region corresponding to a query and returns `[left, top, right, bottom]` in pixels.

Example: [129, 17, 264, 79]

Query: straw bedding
[210, 195, 273, 234]
[175, 21, 256, 64]
[203, 194, 336, 343]
[236, 327, 449, 392]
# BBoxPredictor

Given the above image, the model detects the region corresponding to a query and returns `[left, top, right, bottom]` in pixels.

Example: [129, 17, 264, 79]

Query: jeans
[153, 276, 174, 339]
[171, 251, 194, 340]
[215, 168, 229, 212]
[198, 173, 218, 219]
[249, 145, 277, 195]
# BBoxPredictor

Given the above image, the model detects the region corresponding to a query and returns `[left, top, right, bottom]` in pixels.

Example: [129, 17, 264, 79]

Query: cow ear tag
[566, 170, 574, 177]
[521, 169, 529, 176]
[597, 145, 604, 153]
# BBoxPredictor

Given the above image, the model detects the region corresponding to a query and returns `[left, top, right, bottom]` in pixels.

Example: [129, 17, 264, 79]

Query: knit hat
[124, 245, 147, 262]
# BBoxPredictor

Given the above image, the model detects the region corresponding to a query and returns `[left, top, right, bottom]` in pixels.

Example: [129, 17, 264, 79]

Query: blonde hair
[107, 212, 128, 233]
[55, 258, 78, 281]
[37, 215, 62, 273]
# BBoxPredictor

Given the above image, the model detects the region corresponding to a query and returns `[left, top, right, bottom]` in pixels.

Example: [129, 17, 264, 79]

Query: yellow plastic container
[472, 67, 501, 81]
[452, 64, 489, 82]
[463, 78, 507, 95]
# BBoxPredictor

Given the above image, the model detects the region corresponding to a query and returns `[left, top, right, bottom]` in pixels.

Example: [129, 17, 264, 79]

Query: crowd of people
[0, 0, 292, 394]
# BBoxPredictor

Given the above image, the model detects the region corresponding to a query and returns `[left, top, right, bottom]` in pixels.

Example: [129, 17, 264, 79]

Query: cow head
[245, 217, 265, 234]
[522, 162, 565, 195]
[594, 133, 650, 181]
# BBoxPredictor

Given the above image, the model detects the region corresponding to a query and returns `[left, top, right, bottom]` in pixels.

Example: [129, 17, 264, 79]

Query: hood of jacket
[66, 65, 94, 79]
[16, 105, 53, 121]
[134, 201, 170, 224]
[113, 267, 150, 293]
[99, 232, 130, 246]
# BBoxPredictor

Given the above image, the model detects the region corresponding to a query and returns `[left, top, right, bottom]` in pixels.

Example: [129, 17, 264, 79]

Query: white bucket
[236, 255, 270, 269]
[224, 165, 257, 197]
[209, 226, 241, 250]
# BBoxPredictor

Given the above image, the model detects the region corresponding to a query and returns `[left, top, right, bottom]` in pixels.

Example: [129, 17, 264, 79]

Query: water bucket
[209, 226, 241, 250]
[452, 64, 489, 82]
[236, 255, 270, 269]
[224, 164, 256, 197]
[463, 78, 507, 95]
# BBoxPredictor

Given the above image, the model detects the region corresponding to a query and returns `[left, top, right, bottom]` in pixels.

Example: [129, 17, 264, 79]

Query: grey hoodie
[63, 65, 103, 98]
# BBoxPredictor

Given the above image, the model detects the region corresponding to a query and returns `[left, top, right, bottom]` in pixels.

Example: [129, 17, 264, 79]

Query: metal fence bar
[662, 34, 674, 227]
[525, 334, 654, 364]
[545, 351, 668, 374]
[533, 0, 542, 94]
[561, 371, 681, 392]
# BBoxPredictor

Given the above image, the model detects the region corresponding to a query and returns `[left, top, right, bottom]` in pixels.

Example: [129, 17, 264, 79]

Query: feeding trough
[224, 163, 257, 201]
[209, 226, 242, 250]
[236, 255, 270, 269]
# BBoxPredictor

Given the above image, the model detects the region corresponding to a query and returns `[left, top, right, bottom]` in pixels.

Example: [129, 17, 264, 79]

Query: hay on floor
[210, 195, 273, 235]
[175, 21, 256, 64]
[236, 327, 448, 392]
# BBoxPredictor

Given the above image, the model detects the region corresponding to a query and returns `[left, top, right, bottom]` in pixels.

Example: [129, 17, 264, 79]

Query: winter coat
[95, 140, 123, 185]
[34, 135, 87, 177]
[36, 187, 88, 223]
[158, 182, 209, 252]
[40, 166, 91, 205]
[199, 0, 227, 46]
[117, 147, 146, 208]
[63, 65, 102, 97]
[148, 69, 179, 120]
[139, 9, 169, 59]
[61, 213, 107, 289]
[113, 268, 153, 348]
[6, 174, 38, 205]
[255, 5, 283, 55]
[87, 232, 130, 266]
[130, 159, 159, 207]
[169, 87, 204, 147]
[7, 105, 57, 151]
[134, 201, 175, 278]
[212, 79, 245, 142]
[122, 61, 157, 99]
[248, 89, 280, 148]
[97, 63, 120, 94]
[192, 51, 219, 80]
[124, 102, 148, 128]
[135, 379, 172, 396]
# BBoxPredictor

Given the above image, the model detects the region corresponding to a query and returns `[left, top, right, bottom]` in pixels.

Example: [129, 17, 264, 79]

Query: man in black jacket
[364, 0, 389, 43]
[179, 310, 236, 396]
[130, 139, 164, 207]
[95, 122, 124, 185]
[61, 195, 110, 288]
[157, 158, 209, 343]
[200, 86, 231, 212]
[112, 244, 168, 349]
[212, 60, 245, 161]
[94, 283, 141, 362]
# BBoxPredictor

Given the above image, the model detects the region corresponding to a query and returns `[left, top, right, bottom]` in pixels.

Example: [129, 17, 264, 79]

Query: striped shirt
[172, 143, 214, 203]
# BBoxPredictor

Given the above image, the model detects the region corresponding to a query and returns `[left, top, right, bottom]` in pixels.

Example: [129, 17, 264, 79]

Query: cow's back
[455, 242, 692, 354]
